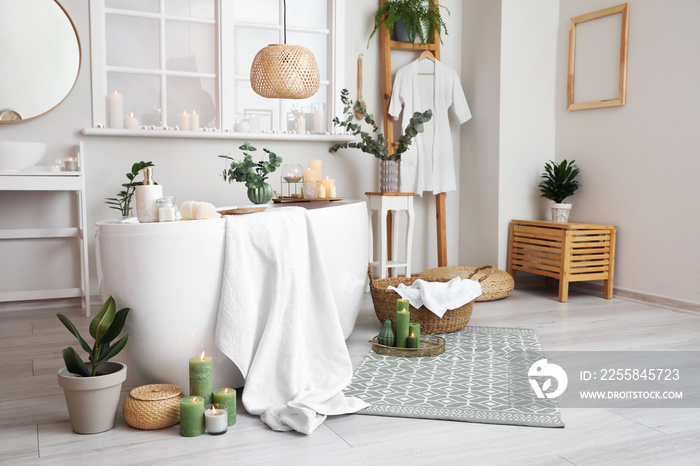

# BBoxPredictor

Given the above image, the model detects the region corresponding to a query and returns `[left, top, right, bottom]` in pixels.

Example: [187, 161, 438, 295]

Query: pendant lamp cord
[283, 0, 287, 44]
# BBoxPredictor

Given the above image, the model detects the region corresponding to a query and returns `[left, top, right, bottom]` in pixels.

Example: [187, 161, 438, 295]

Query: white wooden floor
[2, 284, 700, 465]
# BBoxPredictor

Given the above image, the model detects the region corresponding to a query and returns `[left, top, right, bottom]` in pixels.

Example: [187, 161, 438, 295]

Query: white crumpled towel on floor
[388, 277, 482, 318]
[216, 207, 367, 435]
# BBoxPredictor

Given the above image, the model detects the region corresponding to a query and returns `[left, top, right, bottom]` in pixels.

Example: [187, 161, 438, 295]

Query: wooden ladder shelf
[378, 0, 448, 266]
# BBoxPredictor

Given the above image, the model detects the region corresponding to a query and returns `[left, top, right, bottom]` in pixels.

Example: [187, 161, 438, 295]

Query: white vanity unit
[0, 149, 89, 314]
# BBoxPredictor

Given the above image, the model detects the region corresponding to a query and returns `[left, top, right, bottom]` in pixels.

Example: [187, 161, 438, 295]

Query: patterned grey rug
[345, 326, 565, 428]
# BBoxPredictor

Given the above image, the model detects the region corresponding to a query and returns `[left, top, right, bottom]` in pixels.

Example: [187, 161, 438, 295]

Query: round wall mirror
[0, 0, 81, 123]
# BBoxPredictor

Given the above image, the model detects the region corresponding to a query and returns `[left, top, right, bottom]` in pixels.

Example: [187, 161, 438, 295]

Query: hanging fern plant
[368, 0, 450, 47]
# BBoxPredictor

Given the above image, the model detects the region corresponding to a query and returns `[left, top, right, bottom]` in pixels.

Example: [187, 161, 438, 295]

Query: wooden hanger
[418, 49, 435, 75]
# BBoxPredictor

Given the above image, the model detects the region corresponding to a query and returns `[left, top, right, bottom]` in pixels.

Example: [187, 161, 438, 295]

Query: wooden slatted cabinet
[507, 220, 617, 302]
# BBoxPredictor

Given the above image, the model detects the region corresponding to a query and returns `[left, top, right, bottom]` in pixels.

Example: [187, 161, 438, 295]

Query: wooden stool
[366, 192, 415, 279]
[507, 219, 617, 302]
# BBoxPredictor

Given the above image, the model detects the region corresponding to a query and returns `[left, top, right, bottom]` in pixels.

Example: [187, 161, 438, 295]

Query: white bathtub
[96, 200, 368, 390]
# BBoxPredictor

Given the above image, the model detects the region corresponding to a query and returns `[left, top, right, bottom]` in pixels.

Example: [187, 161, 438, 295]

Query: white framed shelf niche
[0, 143, 90, 315]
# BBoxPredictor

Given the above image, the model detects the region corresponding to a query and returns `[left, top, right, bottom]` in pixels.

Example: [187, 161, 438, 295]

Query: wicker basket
[419, 266, 514, 302]
[368, 265, 490, 334]
[123, 384, 184, 430]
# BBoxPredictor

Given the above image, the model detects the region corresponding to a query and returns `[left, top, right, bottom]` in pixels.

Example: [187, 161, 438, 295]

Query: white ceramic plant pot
[551, 203, 572, 223]
[57, 362, 127, 434]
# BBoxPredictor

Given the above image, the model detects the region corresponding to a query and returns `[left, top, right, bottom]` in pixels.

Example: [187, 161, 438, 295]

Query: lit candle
[321, 177, 334, 192]
[189, 351, 213, 404]
[179, 396, 205, 437]
[406, 331, 418, 348]
[318, 184, 327, 199]
[297, 115, 306, 134]
[204, 404, 228, 435]
[125, 112, 139, 130]
[212, 388, 237, 426]
[63, 157, 78, 172]
[308, 160, 322, 179]
[303, 168, 321, 182]
[109, 91, 123, 129]
[408, 323, 421, 349]
[190, 110, 200, 131]
[180, 111, 191, 131]
[395, 299, 410, 348]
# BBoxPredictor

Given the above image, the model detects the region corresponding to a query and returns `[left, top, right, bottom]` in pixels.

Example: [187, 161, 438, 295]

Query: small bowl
[0, 141, 47, 171]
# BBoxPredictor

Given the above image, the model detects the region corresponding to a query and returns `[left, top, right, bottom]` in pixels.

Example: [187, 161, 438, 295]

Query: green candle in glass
[408, 323, 421, 349]
[395, 298, 410, 348]
[179, 396, 205, 437]
[213, 387, 237, 426]
[406, 331, 418, 348]
[189, 352, 213, 404]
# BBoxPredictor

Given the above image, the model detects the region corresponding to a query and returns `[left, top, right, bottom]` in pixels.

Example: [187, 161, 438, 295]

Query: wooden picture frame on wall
[567, 3, 629, 111]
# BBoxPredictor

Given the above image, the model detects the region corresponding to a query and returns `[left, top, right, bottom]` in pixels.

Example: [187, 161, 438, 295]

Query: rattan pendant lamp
[250, 0, 320, 99]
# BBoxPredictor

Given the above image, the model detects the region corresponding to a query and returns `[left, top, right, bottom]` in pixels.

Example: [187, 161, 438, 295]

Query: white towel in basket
[388, 277, 482, 318]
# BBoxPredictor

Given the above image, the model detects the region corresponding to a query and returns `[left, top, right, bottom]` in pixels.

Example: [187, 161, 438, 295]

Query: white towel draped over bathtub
[216, 207, 368, 434]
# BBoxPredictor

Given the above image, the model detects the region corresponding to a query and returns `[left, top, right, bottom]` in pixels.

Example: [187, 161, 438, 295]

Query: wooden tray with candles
[370, 335, 446, 358]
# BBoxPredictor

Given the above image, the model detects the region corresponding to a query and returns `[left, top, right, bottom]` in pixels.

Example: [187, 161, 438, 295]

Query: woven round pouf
[123, 384, 184, 430]
[420, 266, 514, 302]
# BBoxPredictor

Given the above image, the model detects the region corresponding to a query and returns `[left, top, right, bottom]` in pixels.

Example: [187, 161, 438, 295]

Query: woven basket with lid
[123, 384, 184, 430]
[419, 266, 514, 301]
[368, 265, 492, 334]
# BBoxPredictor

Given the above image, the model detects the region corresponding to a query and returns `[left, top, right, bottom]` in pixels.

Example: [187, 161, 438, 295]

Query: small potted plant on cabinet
[329, 88, 432, 192]
[368, 0, 450, 46]
[56, 296, 130, 434]
[539, 159, 581, 223]
[219, 142, 282, 204]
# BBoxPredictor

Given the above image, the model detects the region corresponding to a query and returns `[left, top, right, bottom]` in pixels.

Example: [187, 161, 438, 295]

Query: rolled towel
[388, 277, 482, 318]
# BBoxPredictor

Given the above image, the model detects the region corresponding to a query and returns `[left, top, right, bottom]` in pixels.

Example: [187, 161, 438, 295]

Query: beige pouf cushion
[419, 266, 514, 302]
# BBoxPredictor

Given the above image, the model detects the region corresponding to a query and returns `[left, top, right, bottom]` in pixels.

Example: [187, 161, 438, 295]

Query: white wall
[556, 0, 700, 304]
[0, 0, 465, 297]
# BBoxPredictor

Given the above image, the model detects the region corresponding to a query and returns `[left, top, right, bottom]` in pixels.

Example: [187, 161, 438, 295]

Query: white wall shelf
[82, 127, 355, 143]
[0, 143, 90, 315]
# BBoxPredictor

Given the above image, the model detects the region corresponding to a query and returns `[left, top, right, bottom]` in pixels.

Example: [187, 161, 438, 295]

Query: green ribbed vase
[247, 183, 273, 204]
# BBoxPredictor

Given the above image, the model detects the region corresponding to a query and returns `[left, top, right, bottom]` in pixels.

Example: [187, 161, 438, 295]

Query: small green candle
[408, 323, 421, 349]
[212, 388, 237, 426]
[395, 299, 410, 348]
[406, 331, 418, 348]
[189, 352, 213, 404]
[179, 396, 205, 437]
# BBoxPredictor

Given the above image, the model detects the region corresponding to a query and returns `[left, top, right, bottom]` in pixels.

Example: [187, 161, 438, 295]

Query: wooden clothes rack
[379, 0, 448, 267]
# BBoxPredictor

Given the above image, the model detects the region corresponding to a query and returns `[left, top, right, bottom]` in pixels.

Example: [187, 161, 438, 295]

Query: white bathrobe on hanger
[388, 58, 471, 195]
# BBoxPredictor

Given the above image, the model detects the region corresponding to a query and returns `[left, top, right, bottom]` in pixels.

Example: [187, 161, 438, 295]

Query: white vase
[57, 362, 127, 434]
[551, 203, 572, 223]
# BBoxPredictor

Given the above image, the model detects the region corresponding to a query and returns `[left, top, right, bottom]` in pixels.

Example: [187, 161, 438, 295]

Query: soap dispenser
[135, 167, 163, 223]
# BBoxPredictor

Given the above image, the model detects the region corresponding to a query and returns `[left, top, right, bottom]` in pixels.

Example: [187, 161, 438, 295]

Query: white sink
[0, 141, 47, 171]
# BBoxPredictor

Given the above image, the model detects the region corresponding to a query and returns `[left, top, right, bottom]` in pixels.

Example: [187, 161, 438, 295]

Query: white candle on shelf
[191, 110, 200, 131]
[180, 111, 191, 131]
[313, 108, 325, 133]
[125, 112, 139, 130]
[297, 115, 306, 134]
[249, 114, 261, 133]
[109, 91, 124, 129]
[64, 157, 78, 172]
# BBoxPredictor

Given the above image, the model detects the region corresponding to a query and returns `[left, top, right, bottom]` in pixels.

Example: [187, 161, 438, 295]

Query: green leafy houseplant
[329, 88, 432, 161]
[368, 0, 450, 47]
[57, 296, 130, 377]
[105, 161, 155, 216]
[219, 142, 282, 189]
[539, 159, 581, 204]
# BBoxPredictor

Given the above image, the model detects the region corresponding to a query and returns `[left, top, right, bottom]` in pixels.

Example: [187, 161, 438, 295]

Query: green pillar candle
[406, 332, 418, 348]
[212, 388, 237, 426]
[408, 323, 421, 349]
[395, 299, 410, 348]
[189, 353, 213, 404]
[180, 396, 205, 437]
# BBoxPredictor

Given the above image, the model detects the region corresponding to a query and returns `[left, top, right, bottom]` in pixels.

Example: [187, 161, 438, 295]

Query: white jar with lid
[156, 196, 178, 222]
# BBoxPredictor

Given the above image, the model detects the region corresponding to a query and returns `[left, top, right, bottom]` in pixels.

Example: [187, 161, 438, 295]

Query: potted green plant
[330, 88, 431, 192]
[56, 296, 131, 434]
[219, 142, 282, 204]
[539, 159, 581, 222]
[105, 161, 155, 217]
[368, 0, 450, 46]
